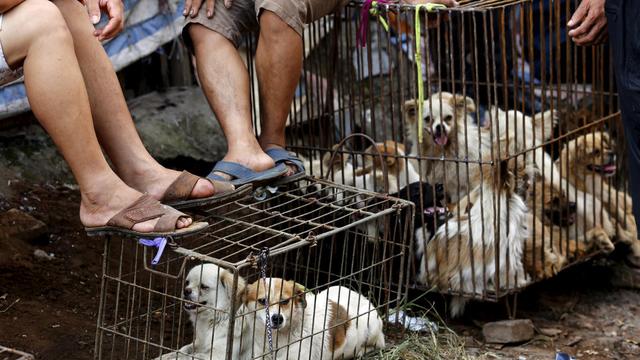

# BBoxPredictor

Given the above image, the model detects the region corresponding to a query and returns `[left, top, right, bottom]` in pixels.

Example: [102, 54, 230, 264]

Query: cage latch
[305, 232, 318, 247]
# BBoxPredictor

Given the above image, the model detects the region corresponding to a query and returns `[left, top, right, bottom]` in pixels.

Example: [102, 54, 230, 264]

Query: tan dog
[557, 131, 640, 266]
[357, 140, 421, 191]
[245, 278, 385, 359]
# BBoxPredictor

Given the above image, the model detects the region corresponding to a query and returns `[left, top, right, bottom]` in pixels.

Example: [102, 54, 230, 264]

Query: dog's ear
[449, 94, 476, 114]
[403, 100, 418, 123]
[294, 283, 307, 309]
[220, 269, 246, 304]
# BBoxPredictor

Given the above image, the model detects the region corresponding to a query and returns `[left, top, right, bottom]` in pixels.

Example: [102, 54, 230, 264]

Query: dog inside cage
[94, 179, 413, 359]
[281, 0, 637, 317]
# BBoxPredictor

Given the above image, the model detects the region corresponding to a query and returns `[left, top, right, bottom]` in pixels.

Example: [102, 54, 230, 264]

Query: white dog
[245, 278, 385, 359]
[154, 263, 251, 360]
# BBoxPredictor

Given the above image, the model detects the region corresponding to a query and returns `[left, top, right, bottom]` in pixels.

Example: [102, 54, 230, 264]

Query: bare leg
[256, 11, 303, 175]
[51, 0, 214, 200]
[0, 0, 191, 230]
[188, 24, 274, 180]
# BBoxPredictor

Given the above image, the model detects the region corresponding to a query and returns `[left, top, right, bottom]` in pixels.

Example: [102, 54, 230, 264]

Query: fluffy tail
[449, 296, 468, 318]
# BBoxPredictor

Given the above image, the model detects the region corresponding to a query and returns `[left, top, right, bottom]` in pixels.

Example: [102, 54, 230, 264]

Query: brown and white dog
[417, 161, 534, 317]
[403, 93, 556, 204]
[245, 278, 385, 359]
[557, 131, 640, 266]
[155, 264, 250, 360]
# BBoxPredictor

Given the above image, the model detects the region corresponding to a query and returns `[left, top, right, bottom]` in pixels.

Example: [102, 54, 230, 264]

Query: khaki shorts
[182, 0, 349, 50]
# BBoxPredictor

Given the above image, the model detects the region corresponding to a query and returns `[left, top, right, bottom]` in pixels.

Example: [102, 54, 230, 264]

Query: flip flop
[85, 194, 208, 238]
[207, 161, 287, 187]
[265, 147, 307, 185]
[161, 171, 251, 210]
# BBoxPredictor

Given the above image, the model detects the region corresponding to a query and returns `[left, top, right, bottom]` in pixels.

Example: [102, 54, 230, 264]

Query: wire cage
[0, 346, 34, 360]
[94, 178, 414, 359]
[255, 0, 639, 315]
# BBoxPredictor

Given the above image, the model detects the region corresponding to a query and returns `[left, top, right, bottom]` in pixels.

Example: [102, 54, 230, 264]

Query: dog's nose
[271, 314, 284, 328]
[568, 202, 577, 211]
[184, 288, 192, 296]
[434, 124, 444, 136]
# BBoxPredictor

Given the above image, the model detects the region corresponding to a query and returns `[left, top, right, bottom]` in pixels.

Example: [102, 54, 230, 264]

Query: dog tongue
[435, 134, 448, 146]
[604, 164, 617, 173]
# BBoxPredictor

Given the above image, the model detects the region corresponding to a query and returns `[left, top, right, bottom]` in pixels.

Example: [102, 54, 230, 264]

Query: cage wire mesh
[95, 178, 414, 359]
[266, 0, 637, 313]
[0, 346, 35, 360]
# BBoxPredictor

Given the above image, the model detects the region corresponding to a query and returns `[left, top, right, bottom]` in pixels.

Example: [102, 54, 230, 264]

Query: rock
[483, 319, 535, 344]
[128, 86, 227, 163]
[33, 249, 54, 261]
[610, 263, 640, 289]
[538, 327, 563, 337]
[0, 208, 47, 243]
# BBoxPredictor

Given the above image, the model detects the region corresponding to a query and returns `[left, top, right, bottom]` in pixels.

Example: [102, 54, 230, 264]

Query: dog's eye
[279, 299, 290, 306]
[424, 116, 431, 123]
[593, 149, 601, 155]
[200, 284, 209, 290]
[257, 298, 267, 306]
[444, 115, 453, 123]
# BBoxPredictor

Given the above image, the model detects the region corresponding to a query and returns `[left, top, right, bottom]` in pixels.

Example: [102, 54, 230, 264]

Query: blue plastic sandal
[265, 148, 306, 185]
[207, 161, 287, 187]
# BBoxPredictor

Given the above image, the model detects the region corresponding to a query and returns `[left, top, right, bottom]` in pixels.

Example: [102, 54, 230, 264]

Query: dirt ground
[1, 181, 639, 359]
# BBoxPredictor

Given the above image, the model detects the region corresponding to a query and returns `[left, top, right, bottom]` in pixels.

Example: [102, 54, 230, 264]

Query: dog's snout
[184, 287, 192, 296]
[271, 314, 284, 328]
[434, 124, 445, 136]
[568, 202, 577, 211]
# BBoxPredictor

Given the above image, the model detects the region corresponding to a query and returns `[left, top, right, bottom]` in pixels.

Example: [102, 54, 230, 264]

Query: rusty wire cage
[0, 346, 34, 360]
[244, 0, 639, 315]
[94, 178, 414, 359]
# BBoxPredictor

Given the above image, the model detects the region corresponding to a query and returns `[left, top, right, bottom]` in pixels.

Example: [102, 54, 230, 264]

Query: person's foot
[79, 175, 193, 232]
[120, 163, 216, 202]
[210, 151, 276, 181]
[263, 144, 301, 177]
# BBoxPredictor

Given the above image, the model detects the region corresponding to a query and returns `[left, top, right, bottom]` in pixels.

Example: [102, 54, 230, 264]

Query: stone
[0, 208, 48, 243]
[33, 249, 54, 261]
[128, 86, 227, 163]
[483, 319, 535, 344]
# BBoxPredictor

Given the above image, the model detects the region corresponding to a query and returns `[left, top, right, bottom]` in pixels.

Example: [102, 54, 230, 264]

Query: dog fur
[245, 278, 385, 359]
[557, 131, 640, 265]
[155, 264, 250, 360]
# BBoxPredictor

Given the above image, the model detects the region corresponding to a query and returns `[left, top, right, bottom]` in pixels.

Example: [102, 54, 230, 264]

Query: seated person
[182, 0, 458, 186]
[0, 0, 243, 236]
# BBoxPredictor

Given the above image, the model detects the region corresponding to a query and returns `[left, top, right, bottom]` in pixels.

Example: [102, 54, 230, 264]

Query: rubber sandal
[160, 171, 252, 210]
[85, 194, 208, 238]
[265, 147, 307, 185]
[207, 161, 287, 187]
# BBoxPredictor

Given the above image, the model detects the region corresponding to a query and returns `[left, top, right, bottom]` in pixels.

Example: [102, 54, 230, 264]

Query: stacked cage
[278, 0, 636, 316]
[95, 178, 414, 359]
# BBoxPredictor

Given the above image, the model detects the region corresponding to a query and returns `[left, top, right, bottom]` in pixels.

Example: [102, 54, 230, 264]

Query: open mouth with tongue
[432, 127, 448, 146]
[183, 300, 207, 311]
[587, 163, 617, 176]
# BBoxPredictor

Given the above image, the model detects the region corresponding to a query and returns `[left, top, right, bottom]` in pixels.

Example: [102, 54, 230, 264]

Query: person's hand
[80, 0, 125, 41]
[183, 0, 232, 19]
[568, 0, 608, 46]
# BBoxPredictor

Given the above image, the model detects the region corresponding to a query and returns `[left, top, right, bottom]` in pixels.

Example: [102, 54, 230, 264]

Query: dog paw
[588, 227, 615, 254]
[544, 252, 567, 277]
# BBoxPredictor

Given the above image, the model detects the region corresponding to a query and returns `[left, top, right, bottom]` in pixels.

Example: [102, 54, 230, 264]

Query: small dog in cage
[155, 264, 250, 360]
[558, 131, 640, 266]
[245, 278, 385, 359]
[417, 161, 536, 317]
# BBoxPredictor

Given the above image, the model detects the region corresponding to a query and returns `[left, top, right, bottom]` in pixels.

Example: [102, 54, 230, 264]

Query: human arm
[79, 0, 124, 41]
[567, 0, 608, 46]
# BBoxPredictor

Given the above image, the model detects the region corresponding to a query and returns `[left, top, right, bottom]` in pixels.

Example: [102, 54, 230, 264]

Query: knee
[259, 10, 298, 40]
[188, 24, 231, 54]
[21, 0, 71, 44]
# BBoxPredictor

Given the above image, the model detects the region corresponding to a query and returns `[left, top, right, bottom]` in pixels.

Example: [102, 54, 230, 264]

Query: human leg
[0, 0, 192, 231]
[51, 0, 217, 201]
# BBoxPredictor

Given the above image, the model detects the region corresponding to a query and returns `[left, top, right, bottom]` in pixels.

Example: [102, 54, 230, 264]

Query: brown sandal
[161, 171, 251, 210]
[85, 194, 208, 238]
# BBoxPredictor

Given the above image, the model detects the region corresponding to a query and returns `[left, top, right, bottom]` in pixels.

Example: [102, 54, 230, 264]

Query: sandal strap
[265, 148, 305, 173]
[106, 194, 187, 232]
[162, 171, 200, 202]
[212, 161, 256, 179]
[208, 178, 235, 194]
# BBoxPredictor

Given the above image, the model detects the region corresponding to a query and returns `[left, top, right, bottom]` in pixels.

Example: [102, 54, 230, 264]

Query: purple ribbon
[357, 0, 394, 47]
[139, 237, 167, 266]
